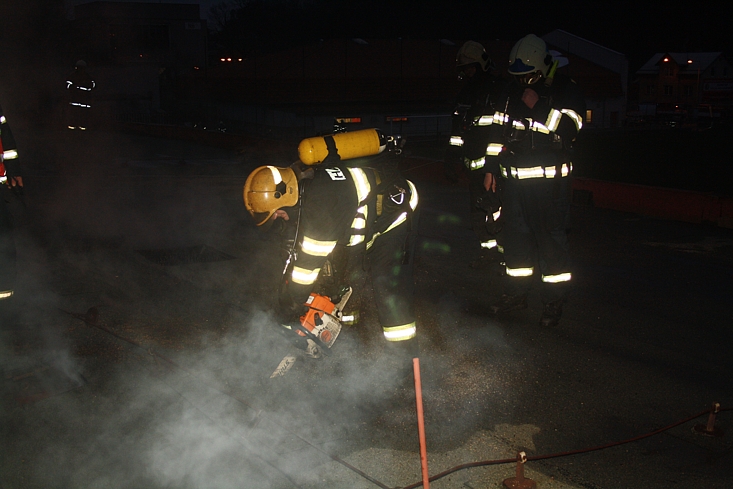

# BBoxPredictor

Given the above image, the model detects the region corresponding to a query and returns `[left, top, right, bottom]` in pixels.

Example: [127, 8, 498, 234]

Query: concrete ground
[1, 127, 732, 489]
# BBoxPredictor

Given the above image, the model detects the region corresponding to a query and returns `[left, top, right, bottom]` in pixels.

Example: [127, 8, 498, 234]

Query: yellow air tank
[298, 128, 386, 165]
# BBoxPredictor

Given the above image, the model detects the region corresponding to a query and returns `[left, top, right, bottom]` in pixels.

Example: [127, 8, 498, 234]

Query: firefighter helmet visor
[513, 71, 545, 86]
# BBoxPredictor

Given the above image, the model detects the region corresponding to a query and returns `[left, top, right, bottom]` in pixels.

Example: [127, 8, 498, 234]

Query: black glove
[475, 189, 500, 215]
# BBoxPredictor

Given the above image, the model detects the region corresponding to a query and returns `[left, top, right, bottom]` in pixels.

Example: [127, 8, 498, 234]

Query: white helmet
[456, 41, 492, 72]
[508, 34, 552, 85]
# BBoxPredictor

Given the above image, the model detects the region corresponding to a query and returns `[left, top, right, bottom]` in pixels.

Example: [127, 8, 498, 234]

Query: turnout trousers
[468, 170, 501, 249]
[500, 175, 571, 304]
[329, 212, 418, 354]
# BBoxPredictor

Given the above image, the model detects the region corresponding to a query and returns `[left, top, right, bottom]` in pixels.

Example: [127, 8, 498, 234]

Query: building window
[664, 85, 673, 95]
[646, 85, 657, 95]
[683, 86, 693, 96]
[585, 109, 593, 124]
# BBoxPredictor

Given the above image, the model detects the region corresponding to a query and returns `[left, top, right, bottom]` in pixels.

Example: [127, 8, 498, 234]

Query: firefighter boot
[382, 337, 419, 409]
[489, 293, 528, 315]
[539, 300, 564, 327]
[386, 336, 419, 363]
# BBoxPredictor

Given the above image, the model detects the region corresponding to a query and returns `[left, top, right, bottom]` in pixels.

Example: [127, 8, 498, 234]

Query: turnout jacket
[484, 73, 585, 178]
[66, 68, 96, 105]
[279, 157, 418, 319]
[449, 71, 507, 171]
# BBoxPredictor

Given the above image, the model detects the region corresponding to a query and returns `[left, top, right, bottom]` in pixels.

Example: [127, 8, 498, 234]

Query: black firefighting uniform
[66, 67, 95, 130]
[484, 73, 585, 304]
[0, 104, 20, 300]
[448, 70, 506, 252]
[278, 156, 419, 348]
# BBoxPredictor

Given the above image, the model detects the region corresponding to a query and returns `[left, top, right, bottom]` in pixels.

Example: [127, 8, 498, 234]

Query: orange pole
[413, 357, 430, 488]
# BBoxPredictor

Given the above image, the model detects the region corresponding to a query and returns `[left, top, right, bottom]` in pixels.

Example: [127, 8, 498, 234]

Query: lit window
[585, 109, 593, 124]
[335, 117, 362, 124]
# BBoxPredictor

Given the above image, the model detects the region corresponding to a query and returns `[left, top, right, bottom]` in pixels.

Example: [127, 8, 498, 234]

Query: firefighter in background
[0, 104, 22, 303]
[66, 60, 96, 130]
[243, 129, 419, 362]
[448, 41, 506, 269]
[484, 34, 585, 327]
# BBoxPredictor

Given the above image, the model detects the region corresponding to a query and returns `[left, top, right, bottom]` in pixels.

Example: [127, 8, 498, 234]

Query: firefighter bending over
[243, 129, 419, 362]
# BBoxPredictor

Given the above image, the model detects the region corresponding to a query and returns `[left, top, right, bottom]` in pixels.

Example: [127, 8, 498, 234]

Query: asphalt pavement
[1, 127, 732, 489]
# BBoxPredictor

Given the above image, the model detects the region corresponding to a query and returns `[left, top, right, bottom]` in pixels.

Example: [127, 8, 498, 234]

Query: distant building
[188, 33, 625, 138]
[63, 7, 627, 135]
[542, 30, 628, 129]
[70, 1, 207, 121]
[72, 1, 206, 68]
[196, 38, 481, 137]
[633, 52, 733, 122]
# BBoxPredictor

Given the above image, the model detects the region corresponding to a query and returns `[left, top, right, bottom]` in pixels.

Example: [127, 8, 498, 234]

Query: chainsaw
[270, 287, 352, 378]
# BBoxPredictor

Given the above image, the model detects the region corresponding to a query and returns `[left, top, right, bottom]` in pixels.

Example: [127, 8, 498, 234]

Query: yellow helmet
[243, 166, 299, 226]
[456, 41, 491, 72]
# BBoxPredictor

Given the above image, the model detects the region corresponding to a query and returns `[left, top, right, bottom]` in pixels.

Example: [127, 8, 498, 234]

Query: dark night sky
[63, 1, 733, 65]
[350, 0, 733, 73]
[198, 0, 732, 74]
[2, 0, 732, 75]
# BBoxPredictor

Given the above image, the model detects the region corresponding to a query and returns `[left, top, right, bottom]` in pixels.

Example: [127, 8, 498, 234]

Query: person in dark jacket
[483, 34, 585, 327]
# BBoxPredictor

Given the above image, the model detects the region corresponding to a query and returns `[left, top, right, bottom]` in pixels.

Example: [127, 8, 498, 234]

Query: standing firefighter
[448, 41, 506, 268]
[0, 104, 22, 304]
[485, 34, 585, 326]
[65, 60, 95, 130]
[243, 128, 419, 366]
